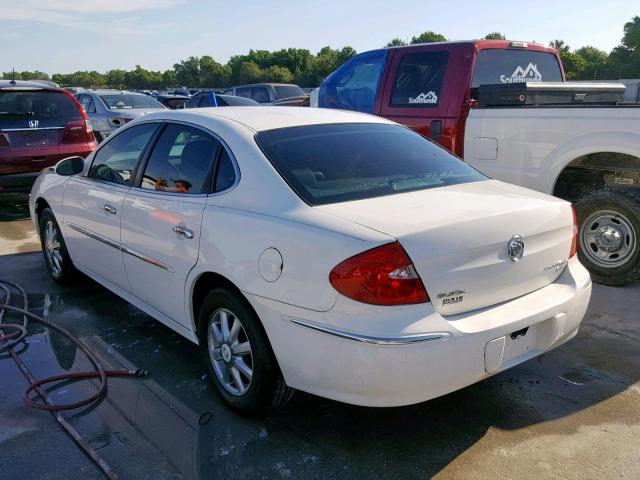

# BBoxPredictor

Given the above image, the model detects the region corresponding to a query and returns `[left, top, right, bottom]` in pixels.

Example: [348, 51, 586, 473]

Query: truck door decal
[408, 91, 438, 104]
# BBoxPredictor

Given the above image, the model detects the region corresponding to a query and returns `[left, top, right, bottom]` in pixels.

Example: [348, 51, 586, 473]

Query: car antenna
[10, 68, 16, 85]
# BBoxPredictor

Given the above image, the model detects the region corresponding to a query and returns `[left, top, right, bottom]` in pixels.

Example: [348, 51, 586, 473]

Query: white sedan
[30, 107, 592, 415]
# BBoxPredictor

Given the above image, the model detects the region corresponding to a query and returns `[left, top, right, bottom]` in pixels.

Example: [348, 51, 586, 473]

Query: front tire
[198, 288, 293, 416]
[38, 208, 77, 284]
[576, 189, 640, 286]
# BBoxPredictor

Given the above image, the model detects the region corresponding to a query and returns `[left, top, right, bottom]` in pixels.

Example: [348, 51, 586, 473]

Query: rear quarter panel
[464, 106, 640, 193]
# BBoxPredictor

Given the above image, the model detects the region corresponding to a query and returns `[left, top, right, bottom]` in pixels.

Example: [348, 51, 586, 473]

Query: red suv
[0, 80, 96, 197]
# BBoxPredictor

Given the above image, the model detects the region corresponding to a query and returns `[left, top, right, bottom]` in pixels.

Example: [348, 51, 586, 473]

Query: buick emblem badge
[507, 234, 524, 262]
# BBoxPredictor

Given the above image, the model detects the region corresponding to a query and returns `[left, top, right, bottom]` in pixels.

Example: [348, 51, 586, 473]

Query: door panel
[120, 190, 206, 328]
[63, 177, 129, 290]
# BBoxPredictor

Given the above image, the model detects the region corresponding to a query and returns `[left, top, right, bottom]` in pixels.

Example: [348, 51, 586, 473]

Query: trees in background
[3, 16, 639, 89]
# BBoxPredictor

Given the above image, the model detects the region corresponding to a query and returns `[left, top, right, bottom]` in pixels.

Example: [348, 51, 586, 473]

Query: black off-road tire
[198, 288, 293, 416]
[38, 208, 77, 284]
[575, 189, 640, 286]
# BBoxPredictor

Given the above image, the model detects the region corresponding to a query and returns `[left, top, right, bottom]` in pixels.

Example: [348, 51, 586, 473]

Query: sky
[0, 0, 637, 75]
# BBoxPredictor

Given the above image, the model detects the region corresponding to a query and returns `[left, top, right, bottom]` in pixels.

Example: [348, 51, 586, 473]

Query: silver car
[75, 90, 165, 142]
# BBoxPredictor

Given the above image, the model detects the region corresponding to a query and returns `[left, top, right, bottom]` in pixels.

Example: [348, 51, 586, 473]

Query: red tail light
[329, 242, 430, 306]
[61, 88, 96, 145]
[569, 205, 579, 258]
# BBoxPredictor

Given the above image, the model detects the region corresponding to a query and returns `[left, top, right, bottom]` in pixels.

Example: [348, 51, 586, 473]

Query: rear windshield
[255, 123, 487, 206]
[471, 49, 563, 94]
[273, 85, 305, 99]
[0, 89, 81, 122]
[100, 94, 163, 109]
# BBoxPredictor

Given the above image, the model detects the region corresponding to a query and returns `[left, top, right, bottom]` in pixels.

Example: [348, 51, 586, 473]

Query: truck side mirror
[55, 156, 85, 176]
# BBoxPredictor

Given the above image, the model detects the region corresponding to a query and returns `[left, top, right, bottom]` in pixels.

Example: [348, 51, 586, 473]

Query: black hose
[0, 280, 148, 479]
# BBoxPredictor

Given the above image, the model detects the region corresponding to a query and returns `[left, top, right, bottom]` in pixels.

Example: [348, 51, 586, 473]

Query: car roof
[141, 106, 392, 132]
[0, 79, 61, 90]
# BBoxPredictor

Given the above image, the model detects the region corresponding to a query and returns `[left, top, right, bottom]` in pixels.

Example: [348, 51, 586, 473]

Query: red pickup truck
[318, 40, 640, 285]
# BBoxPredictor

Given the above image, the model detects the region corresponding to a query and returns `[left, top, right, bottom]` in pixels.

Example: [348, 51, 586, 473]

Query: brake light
[329, 242, 430, 306]
[569, 205, 579, 258]
[60, 88, 96, 145]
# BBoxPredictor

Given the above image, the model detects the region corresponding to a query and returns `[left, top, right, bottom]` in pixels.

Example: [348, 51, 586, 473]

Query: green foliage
[4, 16, 639, 89]
[483, 32, 506, 40]
[386, 38, 407, 47]
[410, 31, 447, 44]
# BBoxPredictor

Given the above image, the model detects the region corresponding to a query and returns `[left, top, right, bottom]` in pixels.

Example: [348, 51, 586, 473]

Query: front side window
[88, 123, 158, 185]
[318, 49, 387, 113]
[235, 87, 252, 99]
[255, 123, 486, 206]
[390, 51, 449, 107]
[141, 124, 219, 194]
[251, 87, 270, 103]
[273, 85, 304, 99]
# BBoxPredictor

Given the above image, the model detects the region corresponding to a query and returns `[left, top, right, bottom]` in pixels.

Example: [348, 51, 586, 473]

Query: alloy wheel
[207, 308, 254, 396]
[44, 220, 63, 276]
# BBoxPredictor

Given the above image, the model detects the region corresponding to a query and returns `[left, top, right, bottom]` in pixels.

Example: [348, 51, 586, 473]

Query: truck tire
[575, 189, 640, 286]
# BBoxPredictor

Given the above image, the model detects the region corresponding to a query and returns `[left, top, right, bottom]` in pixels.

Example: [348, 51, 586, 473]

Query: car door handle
[172, 225, 194, 239]
[102, 204, 117, 215]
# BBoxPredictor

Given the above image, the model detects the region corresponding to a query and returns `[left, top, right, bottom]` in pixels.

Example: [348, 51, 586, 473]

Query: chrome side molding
[287, 316, 449, 345]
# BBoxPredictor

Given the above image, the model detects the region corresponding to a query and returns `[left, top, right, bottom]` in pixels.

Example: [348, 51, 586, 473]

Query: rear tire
[38, 208, 77, 284]
[575, 189, 640, 286]
[198, 288, 293, 416]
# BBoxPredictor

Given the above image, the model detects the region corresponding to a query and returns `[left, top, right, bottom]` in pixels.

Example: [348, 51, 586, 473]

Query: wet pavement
[1, 202, 639, 479]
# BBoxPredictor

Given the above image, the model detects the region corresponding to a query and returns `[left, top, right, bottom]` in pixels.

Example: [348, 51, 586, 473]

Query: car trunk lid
[317, 180, 574, 315]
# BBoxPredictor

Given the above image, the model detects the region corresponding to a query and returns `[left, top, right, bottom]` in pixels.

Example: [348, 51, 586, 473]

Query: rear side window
[89, 123, 157, 185]
[472, 49, 563, 92]
[213, 149, 236, 192]
[256, 123, 486, 206]
[235, 87, 252, 99]
[390, 51, 449, 107]
[318, 50, 387, 114]
[77, 94, 96, 113]
[141, 124, 219, 194]
[0, 90, 81, 126]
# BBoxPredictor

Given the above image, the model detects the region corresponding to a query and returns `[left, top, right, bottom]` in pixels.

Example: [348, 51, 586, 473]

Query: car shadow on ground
[1, 252, 638, 479]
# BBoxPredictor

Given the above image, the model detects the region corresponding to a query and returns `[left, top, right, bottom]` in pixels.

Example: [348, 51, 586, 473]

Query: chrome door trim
[120, 245, 174, 272]
[287, 316, 449, 345]
[66, 223, 120, 250]
[66, 223, 173, 272]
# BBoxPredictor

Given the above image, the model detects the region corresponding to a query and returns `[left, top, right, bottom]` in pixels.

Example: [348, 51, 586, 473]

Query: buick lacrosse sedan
[30, 107, 592, 415]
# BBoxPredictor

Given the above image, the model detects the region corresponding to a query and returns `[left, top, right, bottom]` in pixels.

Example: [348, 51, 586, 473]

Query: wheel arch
[545, 131, 640, 197]
[189, 271, 252, 339]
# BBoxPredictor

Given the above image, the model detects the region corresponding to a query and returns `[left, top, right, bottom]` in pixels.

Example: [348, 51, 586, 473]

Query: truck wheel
[198, 288, 293, 416]
[575, 189, 640, 286]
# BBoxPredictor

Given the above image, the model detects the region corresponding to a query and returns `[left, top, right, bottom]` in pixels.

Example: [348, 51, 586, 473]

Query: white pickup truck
[318, 40, 640, 285]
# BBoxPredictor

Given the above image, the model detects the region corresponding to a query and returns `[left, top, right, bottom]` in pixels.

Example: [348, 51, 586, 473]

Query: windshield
[273, 85, 305, 99]
[255, 123, 487, 206]
[100, 94, 163, 109]
[471, 49, 563, 95]
[0, 89, 80, 122]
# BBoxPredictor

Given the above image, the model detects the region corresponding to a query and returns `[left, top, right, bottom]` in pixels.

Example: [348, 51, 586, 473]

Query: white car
[30, 107, 592, 415]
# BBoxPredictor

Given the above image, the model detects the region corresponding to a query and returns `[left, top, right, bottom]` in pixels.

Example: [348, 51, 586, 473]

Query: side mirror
[55, 156, 85, 176]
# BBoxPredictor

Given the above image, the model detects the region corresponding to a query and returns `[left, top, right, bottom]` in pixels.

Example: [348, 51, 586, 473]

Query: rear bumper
[247, 257, 592, 407]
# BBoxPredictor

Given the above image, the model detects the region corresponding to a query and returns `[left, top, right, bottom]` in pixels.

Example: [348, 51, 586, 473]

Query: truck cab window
[390, 51, 449, 107]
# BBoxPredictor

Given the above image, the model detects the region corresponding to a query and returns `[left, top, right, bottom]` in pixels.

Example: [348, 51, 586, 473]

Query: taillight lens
[329, 242, 430, 306]
[61, 119, 95, 144]
[569, 205, 579, 258]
